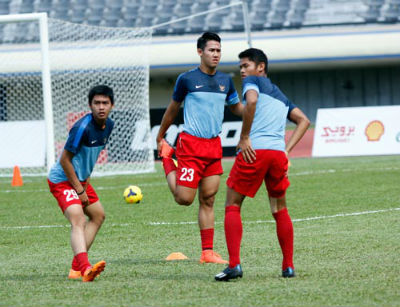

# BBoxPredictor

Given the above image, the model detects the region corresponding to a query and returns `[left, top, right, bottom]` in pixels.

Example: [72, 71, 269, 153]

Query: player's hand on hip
[237, 137, 256, 164]
[156, 139, 162, 158]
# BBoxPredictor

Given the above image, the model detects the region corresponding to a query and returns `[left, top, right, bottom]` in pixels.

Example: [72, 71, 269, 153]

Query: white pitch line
[1, 166, 399, 194]
[0, 181, 166, 193]
[1, 208, 399, 230]
[148, 207, 400, 226]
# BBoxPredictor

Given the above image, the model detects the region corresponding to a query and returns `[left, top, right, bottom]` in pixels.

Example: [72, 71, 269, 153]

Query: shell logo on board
[365, 120, 384, 141]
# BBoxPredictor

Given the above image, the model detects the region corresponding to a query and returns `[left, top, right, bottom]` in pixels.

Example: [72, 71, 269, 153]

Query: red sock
[75, 252, 91, 275]
[71, 255, 80, 271]
[224, 205, 242, 268]
[162, 157, 177, 176]
[273, 207, 294, 270]
[200, 228, 214, 250]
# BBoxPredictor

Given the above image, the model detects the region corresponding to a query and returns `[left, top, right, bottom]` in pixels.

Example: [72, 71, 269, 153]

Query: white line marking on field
[148, 207, 400, 226]
[0, 181, 166, 193]
[1, 207, 399, 230]
[0, 166, 398, 193]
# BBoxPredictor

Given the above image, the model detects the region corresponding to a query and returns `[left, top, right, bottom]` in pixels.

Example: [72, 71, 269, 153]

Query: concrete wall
[150, 65, 400, 122]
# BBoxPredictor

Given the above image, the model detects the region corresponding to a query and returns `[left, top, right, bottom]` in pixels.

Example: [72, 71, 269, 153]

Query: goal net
[0, 13, 154, 177]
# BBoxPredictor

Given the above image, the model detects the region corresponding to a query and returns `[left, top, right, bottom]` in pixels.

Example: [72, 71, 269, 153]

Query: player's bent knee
[174, 195, 194, 206]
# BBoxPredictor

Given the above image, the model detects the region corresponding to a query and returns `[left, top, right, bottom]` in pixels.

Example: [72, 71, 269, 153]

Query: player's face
[239, 58, 264, 79]
[198, 40, 221, 69]
[90, 94, 113, 124]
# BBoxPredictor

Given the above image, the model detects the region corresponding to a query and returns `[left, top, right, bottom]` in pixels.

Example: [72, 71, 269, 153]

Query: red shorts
[47, 179, 99, 213]
[227, 149, 290, 198]
[175, 132, 223, 188]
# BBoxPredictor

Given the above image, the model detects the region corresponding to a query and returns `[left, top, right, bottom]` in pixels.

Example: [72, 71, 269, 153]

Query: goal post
[0, 13, 154, 177]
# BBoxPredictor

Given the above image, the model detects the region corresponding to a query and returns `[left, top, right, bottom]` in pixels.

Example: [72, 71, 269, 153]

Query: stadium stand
[0, 0, 399, 40]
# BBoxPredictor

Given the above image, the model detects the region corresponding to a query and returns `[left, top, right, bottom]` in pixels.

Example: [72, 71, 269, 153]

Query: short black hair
[238, 48, 268, 74]
[197, 32, 221, 50]
[88, 85, 114, 105]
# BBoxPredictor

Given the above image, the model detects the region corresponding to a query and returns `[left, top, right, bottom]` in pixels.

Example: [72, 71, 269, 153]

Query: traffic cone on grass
[11, 166, 23, 186]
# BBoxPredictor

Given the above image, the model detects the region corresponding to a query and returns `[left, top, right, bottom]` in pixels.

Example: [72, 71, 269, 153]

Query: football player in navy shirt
[215, 48, 310, 281]
[156, 32, 243, 264]
[48, 85, 114, 282]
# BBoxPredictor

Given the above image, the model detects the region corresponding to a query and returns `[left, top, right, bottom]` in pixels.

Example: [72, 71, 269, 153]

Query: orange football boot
[82, 260, 106, 282]
[199, 250, 228, 264]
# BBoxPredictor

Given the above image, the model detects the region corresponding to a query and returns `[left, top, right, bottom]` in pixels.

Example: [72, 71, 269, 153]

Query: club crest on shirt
[104, 138, 107, 144]
[219, 85, 225, 92]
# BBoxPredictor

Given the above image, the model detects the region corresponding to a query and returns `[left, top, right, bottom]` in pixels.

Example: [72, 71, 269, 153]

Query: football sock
[273, 207, 294, 270]
[162, 157, 177, 176]
[200, 228, 214, 250]
[75, 252, 91, 275]
[71, 255, 80, 271]
[224, 205, 242, 268]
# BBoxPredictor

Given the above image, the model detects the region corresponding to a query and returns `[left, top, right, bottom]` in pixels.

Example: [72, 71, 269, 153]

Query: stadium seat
[0, 0, 398, 41]
[153, 3, 174, 33]
[230, 11, 245, 31]
[51, 8, 69, 20]
[35, 0, 52, 13]
[206, 13, 222, 31]
[87, 12, 102, 25]
[251, 10, 267, 30]
[89, 0, 104, 10]
[70, 8, 86, 23]
[2, 23, 17, 44]
[380, 4, 400, 23]
[363, 6, 380, 22]
[251, 0, 271, 15]
[268, 10, 286, 28]
[293, 0, 309, 11]
[124, 0, 139, 21]
[137, 17, 154, 27]
[19, 0, 34, 13]
[287, 10, 305, 27]
[106, 0, 122, 10]
[188, 15, 206, 33]
[0, 0, 9, 14]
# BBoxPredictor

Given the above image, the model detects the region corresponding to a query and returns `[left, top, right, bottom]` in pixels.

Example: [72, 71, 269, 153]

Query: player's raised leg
[215, 187, 245, 281]
[270, 196, 295, 278]
[198, 175, 228, 264]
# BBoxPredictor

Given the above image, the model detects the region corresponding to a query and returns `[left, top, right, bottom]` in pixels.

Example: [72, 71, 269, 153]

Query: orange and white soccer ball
[123, 185, 143, 204]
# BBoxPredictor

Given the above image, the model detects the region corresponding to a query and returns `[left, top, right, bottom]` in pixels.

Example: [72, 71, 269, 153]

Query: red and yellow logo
[365, 120, 384, 141]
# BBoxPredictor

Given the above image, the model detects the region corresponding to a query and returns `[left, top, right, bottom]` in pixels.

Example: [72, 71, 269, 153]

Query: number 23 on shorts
[179, 167, 194, 182]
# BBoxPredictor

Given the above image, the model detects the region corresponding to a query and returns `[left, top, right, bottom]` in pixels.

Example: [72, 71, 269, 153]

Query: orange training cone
[165, 252, 188, 261]
[11, 166, 23, 186]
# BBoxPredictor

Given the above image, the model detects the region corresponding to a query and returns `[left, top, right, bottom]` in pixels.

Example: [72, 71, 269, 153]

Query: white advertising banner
[0, 120, 46, 168]
[312, 106, 400, 157]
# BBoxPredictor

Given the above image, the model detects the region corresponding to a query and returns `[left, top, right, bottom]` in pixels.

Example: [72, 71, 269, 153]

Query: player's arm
[59, 149, 89, 206]
[156, 99, 181, 156]
[286, 107, 310, 154]
[237, 90, 257, 163]
[228, 101, 244, 117]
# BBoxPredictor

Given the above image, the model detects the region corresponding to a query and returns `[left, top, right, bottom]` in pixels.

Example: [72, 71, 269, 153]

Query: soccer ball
[123, 185, 143, 204]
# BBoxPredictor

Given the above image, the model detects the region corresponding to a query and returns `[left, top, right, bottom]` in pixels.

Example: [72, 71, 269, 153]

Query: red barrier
[285, 128, 314, 158]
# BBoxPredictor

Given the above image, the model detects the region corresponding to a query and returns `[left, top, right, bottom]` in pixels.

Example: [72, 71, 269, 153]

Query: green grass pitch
[0, 155, 399, 307]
